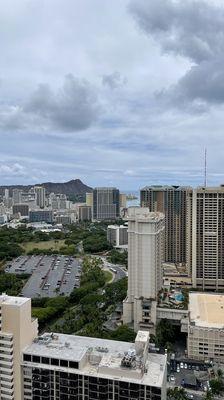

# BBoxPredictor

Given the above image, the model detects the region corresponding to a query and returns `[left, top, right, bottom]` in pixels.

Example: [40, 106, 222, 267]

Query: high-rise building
[119, 193, 127, 208]
[4, 188, 9, 199]
[78, 205, 92, 221]
[0, 294, 38, 400]
[49, 193, 67, 210]
[12, 188, 23, 205]
[0, 294, 167, 400]
[34, 186, 46, 209]
[22, 330, 167, 400]
[13, 204, 29, 217]
[86, 192, 93, 207]
[93, 187, 120, 221]
[140, 186, 191, 264]
[123, 207, 165, 332]
[186, 186, 224, 290]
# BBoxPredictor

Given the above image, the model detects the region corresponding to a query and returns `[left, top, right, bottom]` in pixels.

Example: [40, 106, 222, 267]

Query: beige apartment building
[123, 207, 165, 332]
[140, 186, 191, 265]
[0, 293, 167, 400]
[186, 186, 224, 290]
[188, 292, 224, 362]
[0, 294, 38, 400]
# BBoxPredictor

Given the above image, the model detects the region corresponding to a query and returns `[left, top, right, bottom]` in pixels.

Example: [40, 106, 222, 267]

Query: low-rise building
[0, 214, 8, 224]
[107, 224, 128, 247]
[188, 292, 224, 362]
[29, 209, 53, 223]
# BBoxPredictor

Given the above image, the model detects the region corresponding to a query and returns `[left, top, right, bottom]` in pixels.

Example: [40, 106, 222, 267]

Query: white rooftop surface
[127, 208, 164, 222]
[0, 293, 29, 306]
[24, 333, 166, 387]
[189, 292, 224, 329]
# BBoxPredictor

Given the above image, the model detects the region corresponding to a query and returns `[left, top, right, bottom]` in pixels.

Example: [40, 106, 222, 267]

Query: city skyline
[1, 0, 224, 189]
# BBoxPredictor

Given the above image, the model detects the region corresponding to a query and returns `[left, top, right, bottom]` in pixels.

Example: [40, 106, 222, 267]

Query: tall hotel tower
[123, 207, 165, 332]
[140, 186, 191, 264]
[93, 187, 120, 221]
[186, 186, 224, 290]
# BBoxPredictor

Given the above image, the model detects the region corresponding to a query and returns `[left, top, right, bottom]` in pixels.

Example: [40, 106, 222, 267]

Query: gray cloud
[1, 0, 224, 189]
[0, 74, 99, 133]
[129, 0, 224, 107]
[0, 163, 26, 177]
[102, 71, 127, 89]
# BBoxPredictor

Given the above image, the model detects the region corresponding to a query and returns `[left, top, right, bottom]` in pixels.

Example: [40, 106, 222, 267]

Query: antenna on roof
[204, 148, 207, 188]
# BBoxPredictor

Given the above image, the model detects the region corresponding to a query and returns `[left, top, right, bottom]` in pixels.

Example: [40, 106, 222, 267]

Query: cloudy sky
[1, 0, 224, 190]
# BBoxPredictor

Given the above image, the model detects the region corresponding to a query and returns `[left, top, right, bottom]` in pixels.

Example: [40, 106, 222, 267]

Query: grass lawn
[22, 240, 65, 253]
[103, 270, 113, 283]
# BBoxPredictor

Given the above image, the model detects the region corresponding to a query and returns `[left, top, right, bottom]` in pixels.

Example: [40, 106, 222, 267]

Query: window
[32, 356, 40, 363]
[69, 361, 78, 369]
[41, 357, 49, 365]
[23, 354, 31, 362]
[60, 359, 68, 367]
[51, 358, 59, 366]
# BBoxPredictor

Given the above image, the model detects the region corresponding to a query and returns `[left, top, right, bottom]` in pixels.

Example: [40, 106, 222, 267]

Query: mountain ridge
[0, 179, 93, 197]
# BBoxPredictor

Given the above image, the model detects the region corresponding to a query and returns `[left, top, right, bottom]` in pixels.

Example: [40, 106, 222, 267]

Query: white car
[180, 362, 184, 369]
[184, 363, 188, 369]
[170, 375, 175, 382]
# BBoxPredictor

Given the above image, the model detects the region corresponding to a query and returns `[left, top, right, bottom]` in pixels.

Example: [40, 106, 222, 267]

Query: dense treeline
[107, 249, 128, 266]
[0, 272, 30, 295]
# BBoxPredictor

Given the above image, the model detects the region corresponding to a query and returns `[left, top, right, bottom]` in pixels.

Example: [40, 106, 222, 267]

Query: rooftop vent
[95, 347, 109, 353]
[121, 350, 137, 369]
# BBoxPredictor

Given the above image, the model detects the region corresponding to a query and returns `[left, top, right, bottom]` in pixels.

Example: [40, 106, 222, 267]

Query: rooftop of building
[94, 187, 119, 190]
[127, 207, 164, 222]
[189, 292, 224, 329]
[140, 185, 192, 191]
[23, 332, 166, 387]
[107, 224, 128, 229]
[194, 186, 224, 192]
[0, 293, 29, 306]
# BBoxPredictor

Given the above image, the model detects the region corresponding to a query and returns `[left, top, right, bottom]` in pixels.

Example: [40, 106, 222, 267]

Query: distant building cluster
[0, 186, 127, 227]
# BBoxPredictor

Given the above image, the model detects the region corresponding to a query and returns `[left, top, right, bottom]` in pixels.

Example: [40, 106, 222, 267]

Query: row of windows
[27, 367, 162, 400]
[23, 354, 78, 369]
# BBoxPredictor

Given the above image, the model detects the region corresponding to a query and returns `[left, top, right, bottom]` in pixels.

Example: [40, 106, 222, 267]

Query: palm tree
[203, 391, 214, 400]
[167, 387, 188, 400]
[217, 368, 223, 380]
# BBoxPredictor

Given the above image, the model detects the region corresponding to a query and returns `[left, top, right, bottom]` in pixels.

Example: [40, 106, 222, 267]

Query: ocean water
[124, 190, 140, 207]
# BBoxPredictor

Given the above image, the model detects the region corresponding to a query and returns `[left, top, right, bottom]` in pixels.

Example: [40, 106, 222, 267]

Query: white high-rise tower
[34, 186, 46, 209]
[123, 207, 165, 332]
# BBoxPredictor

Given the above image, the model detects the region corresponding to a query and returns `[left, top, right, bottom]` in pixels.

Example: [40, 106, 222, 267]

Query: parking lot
[5, 255, 82, 298]
[168, 358, 212, 397]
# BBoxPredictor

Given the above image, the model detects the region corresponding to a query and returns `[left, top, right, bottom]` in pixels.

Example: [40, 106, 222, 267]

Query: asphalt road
[100, 257, 127, 282]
